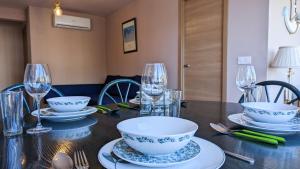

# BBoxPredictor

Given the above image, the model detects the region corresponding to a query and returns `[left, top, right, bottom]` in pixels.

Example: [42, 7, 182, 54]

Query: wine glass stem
[36, 98, 42, 128]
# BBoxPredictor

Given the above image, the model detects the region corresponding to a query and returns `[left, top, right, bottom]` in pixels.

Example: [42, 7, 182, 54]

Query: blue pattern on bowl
[244, 107, 297, 116]
[121, 132, 191, 144]
[48, 100, 89, 106]
[113, 139, 200, 164]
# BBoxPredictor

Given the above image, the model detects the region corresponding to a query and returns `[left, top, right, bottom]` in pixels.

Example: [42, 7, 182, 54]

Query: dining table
[0, 100, 299, 169]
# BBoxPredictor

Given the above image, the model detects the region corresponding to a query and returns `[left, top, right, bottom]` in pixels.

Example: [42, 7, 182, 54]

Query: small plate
[32, 107, 97, 122]
[129, 98, 140, 105]
[42, 106, 93, 116]
[242, 114, 300, 130]
[113, 139, 200, 168]
[98, 137, 225, 169]
[228, 113, 300, 135]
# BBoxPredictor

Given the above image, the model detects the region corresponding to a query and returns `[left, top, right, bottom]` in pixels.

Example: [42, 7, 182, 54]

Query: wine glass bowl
[24, 64, 52, 134]
[141, 63, 168, 112]
[236, 65, 257, 103]
[236, 65, 256, 92]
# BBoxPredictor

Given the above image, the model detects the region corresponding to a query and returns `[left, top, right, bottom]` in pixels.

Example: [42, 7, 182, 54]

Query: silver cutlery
[210, 123, 255, 164]
[102, 152, 129, 163]
[74, 150, 89, 169]
[102, 152, 129, 169]
[210, 123, 280, 145]
[224, 150, 255, 165]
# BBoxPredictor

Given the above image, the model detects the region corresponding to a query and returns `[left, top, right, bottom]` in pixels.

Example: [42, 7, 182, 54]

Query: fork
[74, 150, 89, 169]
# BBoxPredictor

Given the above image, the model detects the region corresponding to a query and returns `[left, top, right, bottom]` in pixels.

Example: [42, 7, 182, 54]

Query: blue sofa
[46, 75, 141, 105]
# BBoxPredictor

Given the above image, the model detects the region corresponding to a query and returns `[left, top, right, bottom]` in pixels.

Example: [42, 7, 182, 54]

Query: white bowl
[241, 102, 299, 123]
[47, 96, 90, 112]
[117, 116, 198, 155]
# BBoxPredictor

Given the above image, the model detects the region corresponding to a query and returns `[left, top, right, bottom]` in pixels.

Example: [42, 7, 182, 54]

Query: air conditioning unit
[53, 15, 91, 30]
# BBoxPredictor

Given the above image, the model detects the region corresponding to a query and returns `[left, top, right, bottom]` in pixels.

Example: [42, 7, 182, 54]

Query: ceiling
[0, 0, 134, 16]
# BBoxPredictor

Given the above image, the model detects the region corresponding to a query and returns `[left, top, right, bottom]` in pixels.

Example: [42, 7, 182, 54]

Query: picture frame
[122, 18, 138, 53]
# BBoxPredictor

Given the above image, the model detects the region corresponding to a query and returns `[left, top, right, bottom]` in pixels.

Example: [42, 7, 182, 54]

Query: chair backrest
[98, 79, 140, 105]
[2, 83, 64, 114]
[239, 80, 300, 104]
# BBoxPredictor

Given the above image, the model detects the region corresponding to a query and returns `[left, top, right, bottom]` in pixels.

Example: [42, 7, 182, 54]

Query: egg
[52, 152, 73, 169]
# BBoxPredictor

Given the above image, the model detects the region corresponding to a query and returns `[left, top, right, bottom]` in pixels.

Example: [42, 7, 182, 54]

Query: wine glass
[142, 63, 168, 113]
[236, 65, 257, 102]
[24, 64, 52, 134]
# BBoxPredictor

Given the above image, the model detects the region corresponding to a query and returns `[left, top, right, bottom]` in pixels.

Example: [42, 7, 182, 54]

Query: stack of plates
[228, 102, 300, 135]
[32, 106, 97, 122]
[98, 137, 225, 169]
[98, 117, 225, 169]
[228, 113, 300, 135]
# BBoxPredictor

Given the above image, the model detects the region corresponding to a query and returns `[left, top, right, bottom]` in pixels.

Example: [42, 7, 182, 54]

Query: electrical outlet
[238, 56, 252, 65]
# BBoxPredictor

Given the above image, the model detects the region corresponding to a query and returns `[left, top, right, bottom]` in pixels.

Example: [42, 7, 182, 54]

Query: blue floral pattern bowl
[47, 96, 90, 112]
[241, 102, 299, 123]
[117, 116, 198, 155]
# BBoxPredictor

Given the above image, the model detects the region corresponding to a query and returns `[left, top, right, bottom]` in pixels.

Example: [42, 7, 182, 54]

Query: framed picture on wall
[122, 18, 137, 53]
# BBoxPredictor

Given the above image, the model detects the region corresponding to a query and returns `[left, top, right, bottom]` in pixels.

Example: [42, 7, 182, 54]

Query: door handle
[184, 64, 191, 68]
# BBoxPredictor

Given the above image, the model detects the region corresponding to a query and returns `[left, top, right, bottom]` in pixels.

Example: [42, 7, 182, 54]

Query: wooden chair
[98, 79, 140, 105]
[2, 83, 64, 114]
[239, 80, 300, 104]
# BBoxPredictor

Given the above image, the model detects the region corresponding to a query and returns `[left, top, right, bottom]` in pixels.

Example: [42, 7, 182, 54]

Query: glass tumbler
[2, 135, 24, 169]
[164, 89, 183, 117]
[0, 91, 23, 136]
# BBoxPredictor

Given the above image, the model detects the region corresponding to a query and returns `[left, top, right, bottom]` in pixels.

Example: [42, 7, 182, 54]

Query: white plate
[242, 114, 300, 130]
[228, 113, 300, 135]
[32, 107, 97, 122]
[129, 98, 140, 105]
[113, 139, 200, 167]
[98, 137, 225, 169]
[42, 106, 94, 116]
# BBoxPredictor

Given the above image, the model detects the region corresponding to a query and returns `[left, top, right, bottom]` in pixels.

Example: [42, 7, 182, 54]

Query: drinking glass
[24, 64, 52, 134]
[0, 91, 23, 136]
[236, 65, 256, 102]
[164, 89, 182, 117]
[141, 63, 168, 113]
[2, 135, 24, 169]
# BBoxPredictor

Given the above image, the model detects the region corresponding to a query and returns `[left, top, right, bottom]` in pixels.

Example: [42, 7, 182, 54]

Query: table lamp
[271, 46, 300, 103]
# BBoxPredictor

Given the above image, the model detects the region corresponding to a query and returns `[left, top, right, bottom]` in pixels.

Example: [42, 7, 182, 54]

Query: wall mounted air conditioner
[53, 15, 91, 31]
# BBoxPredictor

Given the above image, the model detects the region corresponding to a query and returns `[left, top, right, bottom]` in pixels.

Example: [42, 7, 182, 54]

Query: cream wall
[106, 0, 179, 89]
[28, 6, 107, 84]
[267, 0, 300, 88]
[226, 0, 269, 102]
[0, 6, 25, 22]
[0, 22, 24, 90]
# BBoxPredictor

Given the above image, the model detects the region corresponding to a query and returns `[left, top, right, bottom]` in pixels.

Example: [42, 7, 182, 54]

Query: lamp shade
[271, 46, 300, 68]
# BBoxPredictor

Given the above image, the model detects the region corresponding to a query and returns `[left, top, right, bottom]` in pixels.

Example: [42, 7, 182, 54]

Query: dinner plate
[98, 137, 225, 169]
[228, 113, 300, 135]
[242, 114, 300, 130]
[32, 107, 97, 122]
[113, 139, 200, 168]
[41, 106, 94, 116]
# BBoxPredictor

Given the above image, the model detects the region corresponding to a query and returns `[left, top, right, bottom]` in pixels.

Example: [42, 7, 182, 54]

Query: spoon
[52, 152, 73, 169]
[211, 123, 285, 144]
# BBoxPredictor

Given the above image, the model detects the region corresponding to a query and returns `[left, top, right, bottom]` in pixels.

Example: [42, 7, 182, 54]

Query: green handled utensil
[117, 103, 139, 110]
[96, 105, 119, 114]
[217, 123, 286, 143]
[210, 123, 285, 145]
[232, 132, 278, 145]
[240, 129, 285, 143]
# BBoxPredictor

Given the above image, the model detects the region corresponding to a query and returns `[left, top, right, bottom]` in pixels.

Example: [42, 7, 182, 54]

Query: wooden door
[183, 0, 224, 101]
